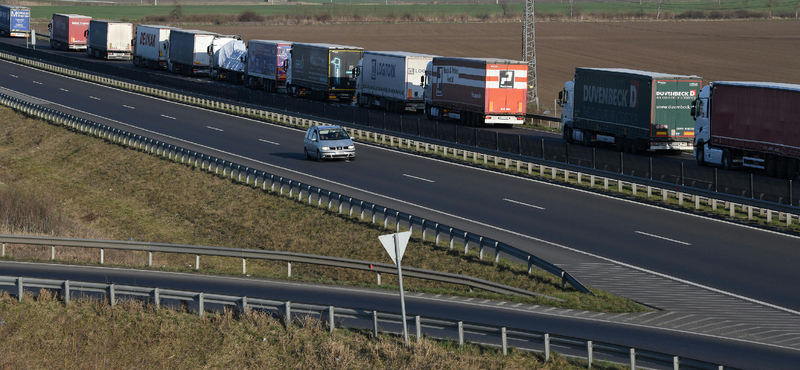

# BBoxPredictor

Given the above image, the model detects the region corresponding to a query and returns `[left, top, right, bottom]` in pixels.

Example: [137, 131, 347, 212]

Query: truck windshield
[319, 129, 349, 141]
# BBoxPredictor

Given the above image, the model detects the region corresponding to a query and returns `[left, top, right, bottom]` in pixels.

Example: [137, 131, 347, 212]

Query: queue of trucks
[34, 14, 799, 178]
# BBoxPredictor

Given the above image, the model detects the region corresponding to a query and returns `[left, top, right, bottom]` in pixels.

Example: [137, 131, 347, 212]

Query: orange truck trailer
[423, 57, 528, 127]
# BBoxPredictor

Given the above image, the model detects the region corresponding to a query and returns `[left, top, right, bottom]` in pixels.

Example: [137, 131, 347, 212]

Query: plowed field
[203, 20, 800, 107]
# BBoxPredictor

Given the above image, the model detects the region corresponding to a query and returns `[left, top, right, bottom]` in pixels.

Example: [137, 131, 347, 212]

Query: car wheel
[304, 147, 310, 160]
[316, 150, 322, 162]
[350, 156, 355, 162]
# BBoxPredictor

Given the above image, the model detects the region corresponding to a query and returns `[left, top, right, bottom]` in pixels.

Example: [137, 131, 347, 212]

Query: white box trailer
[209, 36, 244, 83]
[87, 20, 133, 61]
[133, 25, 179, 70]
[356, 51, 436, 113]
[168, 29, 219, 76]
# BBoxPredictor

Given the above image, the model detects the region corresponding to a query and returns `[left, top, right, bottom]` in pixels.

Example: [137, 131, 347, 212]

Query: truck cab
[691, 85, 715, 166]
[557, 81, 575, 137]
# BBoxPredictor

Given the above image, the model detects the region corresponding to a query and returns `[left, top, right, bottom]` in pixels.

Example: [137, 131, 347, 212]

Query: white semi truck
[355, 51, 436, 113]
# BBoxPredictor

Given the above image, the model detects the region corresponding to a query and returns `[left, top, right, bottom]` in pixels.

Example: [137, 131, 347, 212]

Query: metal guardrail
[0, 235, 556, 299]
[524, 112, 561, 122]
[0, 92, 592, 294]
[0, 275, 734, 370]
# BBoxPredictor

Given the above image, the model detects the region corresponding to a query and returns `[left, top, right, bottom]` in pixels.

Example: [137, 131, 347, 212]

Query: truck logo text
[139, 32, 157, 48]
[499, 71, 514, 89]
[583, 81, 638, 108]
[370, 59, 396, 80]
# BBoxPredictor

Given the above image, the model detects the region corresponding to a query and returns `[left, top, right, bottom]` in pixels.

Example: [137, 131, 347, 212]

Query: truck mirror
[420, 75, 425, 87]
[207, 45, 213, 56]
[558, 91, 563, 100]
[47, 23, 52, 31]
[84, 30, 88, 38]
[690, 106, 696, 117]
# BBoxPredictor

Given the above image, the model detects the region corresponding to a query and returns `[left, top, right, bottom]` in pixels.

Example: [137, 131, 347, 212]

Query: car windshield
[319, 128, 349, 141]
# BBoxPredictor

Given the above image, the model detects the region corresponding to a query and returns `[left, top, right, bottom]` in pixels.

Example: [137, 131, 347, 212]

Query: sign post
[378, 230, 411, 346]
[30, 30, 36, 49]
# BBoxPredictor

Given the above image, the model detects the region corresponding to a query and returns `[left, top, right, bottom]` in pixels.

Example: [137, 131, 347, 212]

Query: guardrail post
[195, 255, 200, 270]
[360, 201, 365, 220]
[501, 327, 507, 355]
[17, 277, 23, 302]
[372, 310, 378, 338]
[587, 340, 593, 368]
[673, 356, 679, 370]
[287, 262, 292, 277]
[240, 296, 248, 316]
[383, 208, 389, 229]
[478, 237, 484, 260]
[242, 258, 246, 274]
[51, 245, 55, 260]
[396, 212, 401, 232]
[435, 223, 440, 245]
[415, 315, 421, 343]
[337, 195, 343, 213]
[371, 205, 376, 223]
[464, 232, 469, 254]
[329, 306, 335, 332]
[604, 178, 608, 190]
[458, 321, 464, 346]
[767, 210, 772, 223]
[421, 219, 427, 240]
[2, 243, 5, 257]
[153, 287, 160, 311]
[349, 198, 354, 217]
[494, 242, 501, 263]
[100, 248, 104, 265]
[62, 280, 70, 305]
[376, 272, 381, 285]
[630, 348, 636, 369]
[408, 215, 413, 233]
[544, 333, 550, 362]
[198, 292, 205, 317]
[449, 228, 454, 250]
[148, 252, 153, 267]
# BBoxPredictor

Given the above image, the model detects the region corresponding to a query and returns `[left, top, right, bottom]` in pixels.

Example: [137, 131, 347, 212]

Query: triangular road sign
[378, 231, 411, 266]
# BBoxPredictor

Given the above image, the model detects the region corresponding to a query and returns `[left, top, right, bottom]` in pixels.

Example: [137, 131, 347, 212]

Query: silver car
[303, 125, 356, 161]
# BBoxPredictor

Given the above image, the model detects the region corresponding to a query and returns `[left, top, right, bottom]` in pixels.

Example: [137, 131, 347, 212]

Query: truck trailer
[356, 51, 436, 113]
[0, 5, 30, 38]
[243, 40, 292, 92]
[286, 43, 363, 101]
[133, 25, 179, 70]
[423, 57, 528, 127]
[209, 37, 246, 83]
[167, 29, 220, 76]
[86, 20, 133, 60]
[558, 68, 702, 153]
[49, 14, 91, 51]
[692, 81, 800, 179]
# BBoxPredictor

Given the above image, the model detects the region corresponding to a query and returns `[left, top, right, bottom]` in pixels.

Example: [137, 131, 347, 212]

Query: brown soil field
[201, 20, 800, 108]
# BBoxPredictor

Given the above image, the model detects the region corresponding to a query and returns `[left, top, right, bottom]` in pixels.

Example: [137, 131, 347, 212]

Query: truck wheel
[628, 140, 639, 155]
[722, 149, 732, 171]
[563, 127, 573, 144]
[425, 104, 433, 120]
[787, 158, 798, 180]
[776, 156, 788, 179]
[765, 154, 777, 178]
[696, 144, 705, 166]
[582, 130, 591, 146]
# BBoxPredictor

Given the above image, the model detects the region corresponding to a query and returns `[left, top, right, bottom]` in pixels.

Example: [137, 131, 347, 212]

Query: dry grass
[0, 291, 624, 369]
[0, 104, 646, 312]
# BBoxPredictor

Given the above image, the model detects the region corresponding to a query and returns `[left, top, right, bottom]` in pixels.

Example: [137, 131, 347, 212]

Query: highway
[2, 44, 800, 368]
[2, 261, 799, 369]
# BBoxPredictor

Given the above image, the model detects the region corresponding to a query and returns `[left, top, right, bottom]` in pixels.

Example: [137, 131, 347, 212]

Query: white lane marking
[59, 88, 69, 92]
[259, 139, 280, 145]
[89, 96, 100, 100]
[635, 231, 691, 246]
[206, 126, 223, 131]
[123, 105, 135, 110]
[504, 198, 545, 210]
[9, 74, 18, 78]
[33, 81, 42, 85]
[4, 81, 800, 318]
[161, 115, 176, 120]
[9, 260, 800, 353]
[403, 174, 435, 183]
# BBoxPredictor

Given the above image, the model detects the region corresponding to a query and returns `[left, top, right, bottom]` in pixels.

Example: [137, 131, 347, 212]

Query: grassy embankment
[0, 103, 646, 313]
[24, 0, 800, 24]
[0, 290, 626, 369]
